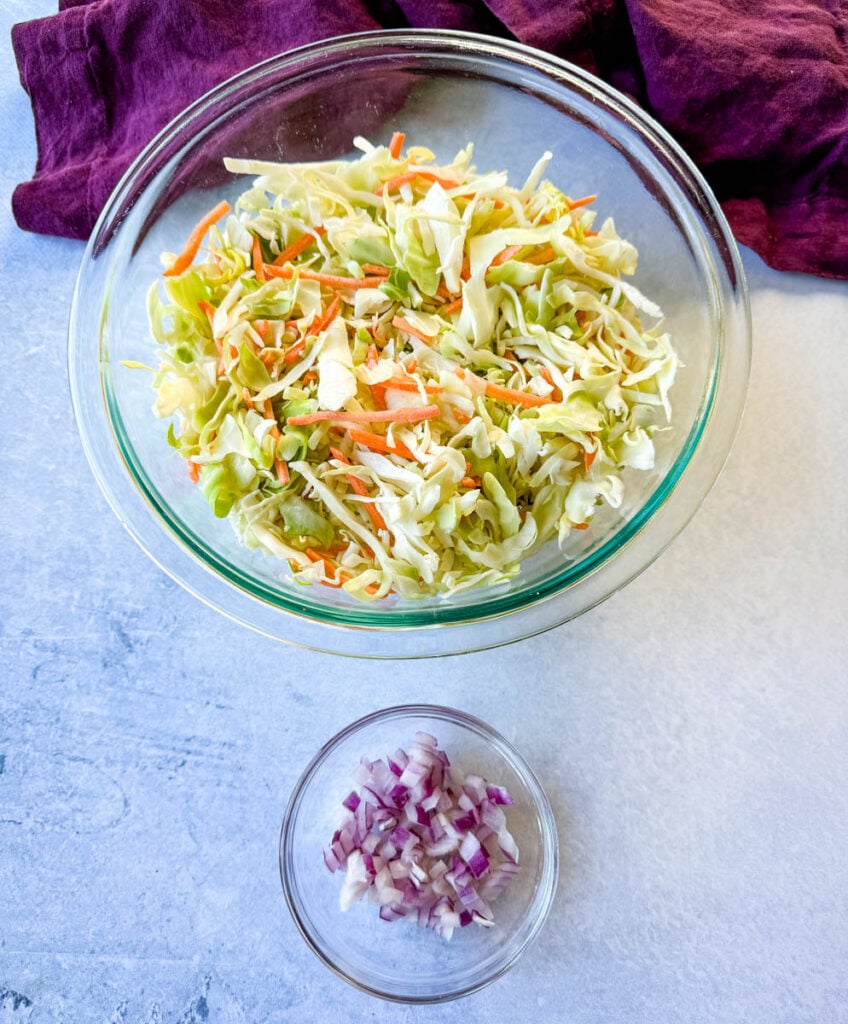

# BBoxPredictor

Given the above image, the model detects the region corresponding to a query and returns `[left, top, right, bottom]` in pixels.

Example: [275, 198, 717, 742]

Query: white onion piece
[324, 732, 521, 939]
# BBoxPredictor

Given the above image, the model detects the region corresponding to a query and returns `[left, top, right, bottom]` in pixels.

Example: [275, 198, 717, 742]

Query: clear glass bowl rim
[278, 703, 560, 1003]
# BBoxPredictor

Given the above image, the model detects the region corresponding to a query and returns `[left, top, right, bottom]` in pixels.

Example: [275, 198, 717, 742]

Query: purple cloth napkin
[12, 0, 848, 279]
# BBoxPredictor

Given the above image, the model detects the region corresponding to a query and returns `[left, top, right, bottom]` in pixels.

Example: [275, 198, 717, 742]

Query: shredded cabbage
[144, 139, 678, 599]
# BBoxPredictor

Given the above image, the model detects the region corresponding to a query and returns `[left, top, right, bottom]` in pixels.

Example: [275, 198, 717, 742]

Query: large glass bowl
[69, 30, 751, 658]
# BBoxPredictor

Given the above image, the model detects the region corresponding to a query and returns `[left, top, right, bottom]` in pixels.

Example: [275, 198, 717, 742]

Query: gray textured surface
[2, 3, 848, 1022]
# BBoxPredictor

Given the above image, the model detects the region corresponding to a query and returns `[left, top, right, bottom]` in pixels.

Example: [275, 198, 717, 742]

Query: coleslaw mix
[146, 135, 678, 599]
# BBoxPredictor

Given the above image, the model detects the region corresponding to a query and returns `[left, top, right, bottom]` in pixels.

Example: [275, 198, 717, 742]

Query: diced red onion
[324, 733, 521, 939]
[486, 784, 514, 806]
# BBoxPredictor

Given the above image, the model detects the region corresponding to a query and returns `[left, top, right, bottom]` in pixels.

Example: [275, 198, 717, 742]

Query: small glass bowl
[279, 705, 559, 1003]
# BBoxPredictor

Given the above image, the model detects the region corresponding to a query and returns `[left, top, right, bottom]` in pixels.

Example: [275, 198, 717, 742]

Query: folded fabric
[12, 0, 848, 278]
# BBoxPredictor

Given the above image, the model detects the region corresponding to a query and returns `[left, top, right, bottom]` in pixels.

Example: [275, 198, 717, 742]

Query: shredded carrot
[460, 476, 482, 488]
[461, 256, 471, 281]
[584, 448, 596, 471]
[376, 170, 460, 195]
[490, 244, 522, 267]
[304, 547, 337, 579]
[573, 522, 590, 530]
[584, 230, 599, 237]
[331, 443, 393, 533]
[344, 473, 388, 533]
[163, 200, 231, 278]
[453, 410, 471, 424]
[459, 369, 553, 409]
[484, 379, 552, 408]
[302, 370, 318, 385]
[440, 296, 463, 315]
[259, 350, 278, 367]
[370, 384, 388, 411]
[263, 400, 280, 437]
[242, 387, 254, 408]
[275, 459, 290, 485]
[198, 300, 216, 325]
[524, 244, 557, 265]
[272, 226, 325, 266]
[187, 460, 200, 484]
[252, 234, 266, 282]
[360, 264, 391, 277]
[568, 194, 597, 211]
[366, 344, 379, 369]
[539, 366, 562, 402]
[435, 280, 453, 300]
[392, 315, 434, 345]
[389, 131, 405, 159]
[312, 293, 342, 335]
[265, 266, 386, 290]
[347, 429, 415, 461]
[382, 377, 443, 395]
[287, 405, 439, 427]
[405, 358, 417, 374]
[253, 319, 269, 336]
[283, 338, 307, 365]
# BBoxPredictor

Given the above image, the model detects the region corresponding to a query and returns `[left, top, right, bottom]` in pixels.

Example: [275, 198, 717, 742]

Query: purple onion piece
[486, 784, 514, 806]
[327, 733, 521, 938]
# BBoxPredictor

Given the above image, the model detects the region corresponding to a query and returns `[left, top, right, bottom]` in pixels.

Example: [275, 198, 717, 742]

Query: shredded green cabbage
[145, 137, 678, 599]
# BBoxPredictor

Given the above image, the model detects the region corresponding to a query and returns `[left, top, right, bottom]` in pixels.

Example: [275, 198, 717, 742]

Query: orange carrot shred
[524, 244, 556, 265]
[392, 315, 434, 345]
[584, 448, 596, 471]
[389, 131, 405, 159]
[568, 194, 597, 211]
[252, 234, 266, 282]
[275, 459, 290, 485]
[383, 378, 443, 395]
[573, 522, 590, 530]
[302, 370, 317, 385]
[370, 383, 388, 411]
[304, 548, 336, 579]
[490, 244, 522, 267]
[272, 226, 325, 266]
[187, 460, 200, 484]
[376, 170, 460, 195]
[360, 264, 391, 277]
[312, 293, 342, 336]
[283, 338, 307, 365]
[287, 405, 439, 427]
[366, 344, 379, 369]
[539, 366, 562, 402]
[164, 200, 231, 278]
[347, 429, 415, 461]
[344, 473, 388, 533]
[440, 296, 463, 315]
[265, 266, 386, 290]
[198, 300, 216, 325]
[460, 476, 482, 488]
